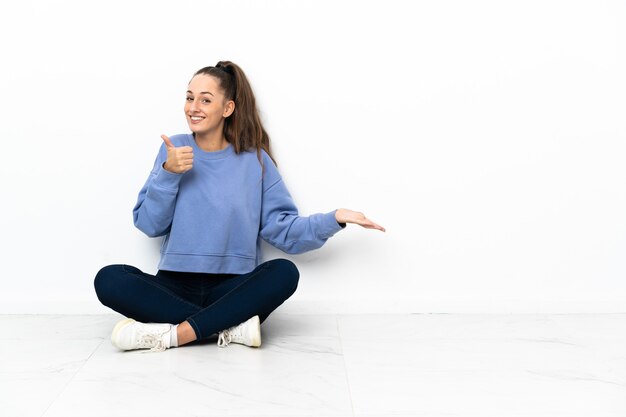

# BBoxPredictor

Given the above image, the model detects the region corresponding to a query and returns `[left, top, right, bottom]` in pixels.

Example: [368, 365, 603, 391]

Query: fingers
[161, 134, 175, 149]
[338, 209, 386, 232]
[172, 154, 193, 171]
[161, 135, 194, 174]
[176, 149, 194, 161]
[357, 218, 386, 232]
[165, 160, 193, 173]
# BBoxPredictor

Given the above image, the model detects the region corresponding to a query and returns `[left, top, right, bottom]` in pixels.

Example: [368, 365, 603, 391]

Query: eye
[186, 96, 193, 101]
[202, 99, 211, 104]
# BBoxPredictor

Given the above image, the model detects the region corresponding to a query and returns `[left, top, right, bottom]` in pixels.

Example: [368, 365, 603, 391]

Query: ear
[223, 100, 235, 118]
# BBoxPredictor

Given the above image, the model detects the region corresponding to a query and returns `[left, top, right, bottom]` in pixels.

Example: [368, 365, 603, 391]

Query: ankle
[177, 321, 198, 346]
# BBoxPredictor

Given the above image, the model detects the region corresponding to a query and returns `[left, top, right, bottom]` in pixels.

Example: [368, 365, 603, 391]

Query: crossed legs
[94, 259, 299, 347]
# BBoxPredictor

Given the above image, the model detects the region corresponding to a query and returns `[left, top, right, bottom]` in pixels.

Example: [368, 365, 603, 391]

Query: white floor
[1, 313, 625, 417]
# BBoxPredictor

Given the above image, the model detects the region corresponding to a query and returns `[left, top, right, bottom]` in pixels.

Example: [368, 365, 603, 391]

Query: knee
[94, 264, 124, 304]
[271, 258, 300, 293]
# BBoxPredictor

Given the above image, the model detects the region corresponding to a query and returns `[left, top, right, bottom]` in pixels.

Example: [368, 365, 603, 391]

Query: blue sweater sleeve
[132, 143, 184, 237]
[259, 154, 345, 253]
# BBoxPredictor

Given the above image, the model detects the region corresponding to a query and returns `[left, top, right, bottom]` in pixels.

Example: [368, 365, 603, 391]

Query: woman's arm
[258, 177, 346, 253]
[132, 140, 185, 237]
[258, 154, 385, 253]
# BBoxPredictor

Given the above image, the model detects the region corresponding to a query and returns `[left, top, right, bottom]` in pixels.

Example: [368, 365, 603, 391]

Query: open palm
[335, 208, 385, 232]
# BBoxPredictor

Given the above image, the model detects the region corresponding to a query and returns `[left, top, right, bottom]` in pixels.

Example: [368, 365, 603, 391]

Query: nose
[185, 99, 200, 114]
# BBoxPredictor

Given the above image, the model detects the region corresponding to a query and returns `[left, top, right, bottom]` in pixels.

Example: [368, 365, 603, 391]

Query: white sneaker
[217, 315, 261, 348]
[111, 318, 173, 353]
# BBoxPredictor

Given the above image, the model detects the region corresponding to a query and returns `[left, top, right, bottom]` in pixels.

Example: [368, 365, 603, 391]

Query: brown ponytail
[192, 61, 276, 168]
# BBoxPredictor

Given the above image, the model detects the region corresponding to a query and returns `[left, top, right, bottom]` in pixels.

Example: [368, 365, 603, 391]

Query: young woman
[94, 61, 385, 352]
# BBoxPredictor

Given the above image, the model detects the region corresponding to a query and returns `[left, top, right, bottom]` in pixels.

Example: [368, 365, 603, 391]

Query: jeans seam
[187, 317, 202, 341]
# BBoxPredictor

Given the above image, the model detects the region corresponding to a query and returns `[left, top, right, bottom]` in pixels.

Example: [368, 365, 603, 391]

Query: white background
[0, 0, 624, 314]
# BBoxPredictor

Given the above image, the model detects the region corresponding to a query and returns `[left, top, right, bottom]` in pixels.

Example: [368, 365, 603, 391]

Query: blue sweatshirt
[133, 133, 344, 274]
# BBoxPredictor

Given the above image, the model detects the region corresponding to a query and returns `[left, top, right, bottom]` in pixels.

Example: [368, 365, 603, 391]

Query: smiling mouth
[189, 116, 205, 124]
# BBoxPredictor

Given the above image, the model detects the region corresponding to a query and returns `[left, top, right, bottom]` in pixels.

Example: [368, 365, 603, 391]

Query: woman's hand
[335, 208, 386, 232]
[162, 134, 194, 174]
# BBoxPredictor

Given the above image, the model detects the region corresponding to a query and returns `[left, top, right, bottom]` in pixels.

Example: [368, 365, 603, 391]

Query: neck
[194, 127, 228, 152]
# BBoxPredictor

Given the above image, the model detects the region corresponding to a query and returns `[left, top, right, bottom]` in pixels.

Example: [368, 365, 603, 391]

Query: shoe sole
[249, 315, 262, 347]
[111, 318, 136, 349]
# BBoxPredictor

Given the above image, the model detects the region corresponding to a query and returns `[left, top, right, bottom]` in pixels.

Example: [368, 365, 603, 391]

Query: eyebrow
[187, 90, 214, 96]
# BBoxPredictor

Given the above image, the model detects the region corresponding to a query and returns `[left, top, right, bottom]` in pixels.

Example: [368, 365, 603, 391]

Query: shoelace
[217, 330, 232, 348]
[138, 331, 169, 353]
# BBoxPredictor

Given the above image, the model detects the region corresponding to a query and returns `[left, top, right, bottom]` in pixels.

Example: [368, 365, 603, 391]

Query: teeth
[191, 116, 204, 120]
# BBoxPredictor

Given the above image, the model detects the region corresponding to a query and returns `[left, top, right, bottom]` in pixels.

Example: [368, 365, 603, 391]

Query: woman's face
[185, 74, 234, 135]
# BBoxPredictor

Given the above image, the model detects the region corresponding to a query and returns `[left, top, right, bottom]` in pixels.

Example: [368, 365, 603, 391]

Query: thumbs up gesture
[162, 135, 194, 174]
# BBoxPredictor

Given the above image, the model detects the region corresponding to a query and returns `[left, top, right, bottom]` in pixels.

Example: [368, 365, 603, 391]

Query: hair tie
[216, 64, 233, 75]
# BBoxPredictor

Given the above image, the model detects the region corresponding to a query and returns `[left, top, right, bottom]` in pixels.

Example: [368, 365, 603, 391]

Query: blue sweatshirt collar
[186, 134, 236, 160]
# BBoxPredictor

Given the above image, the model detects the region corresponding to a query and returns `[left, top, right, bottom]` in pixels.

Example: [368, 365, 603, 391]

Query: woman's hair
[192, 61, 276, 167]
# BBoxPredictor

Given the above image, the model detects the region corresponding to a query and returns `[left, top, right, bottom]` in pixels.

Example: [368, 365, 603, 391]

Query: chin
[188, 124, 203, 133]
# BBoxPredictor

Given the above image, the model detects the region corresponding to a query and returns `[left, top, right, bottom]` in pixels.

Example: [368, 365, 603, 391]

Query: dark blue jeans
[94, 259, 299, 340]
